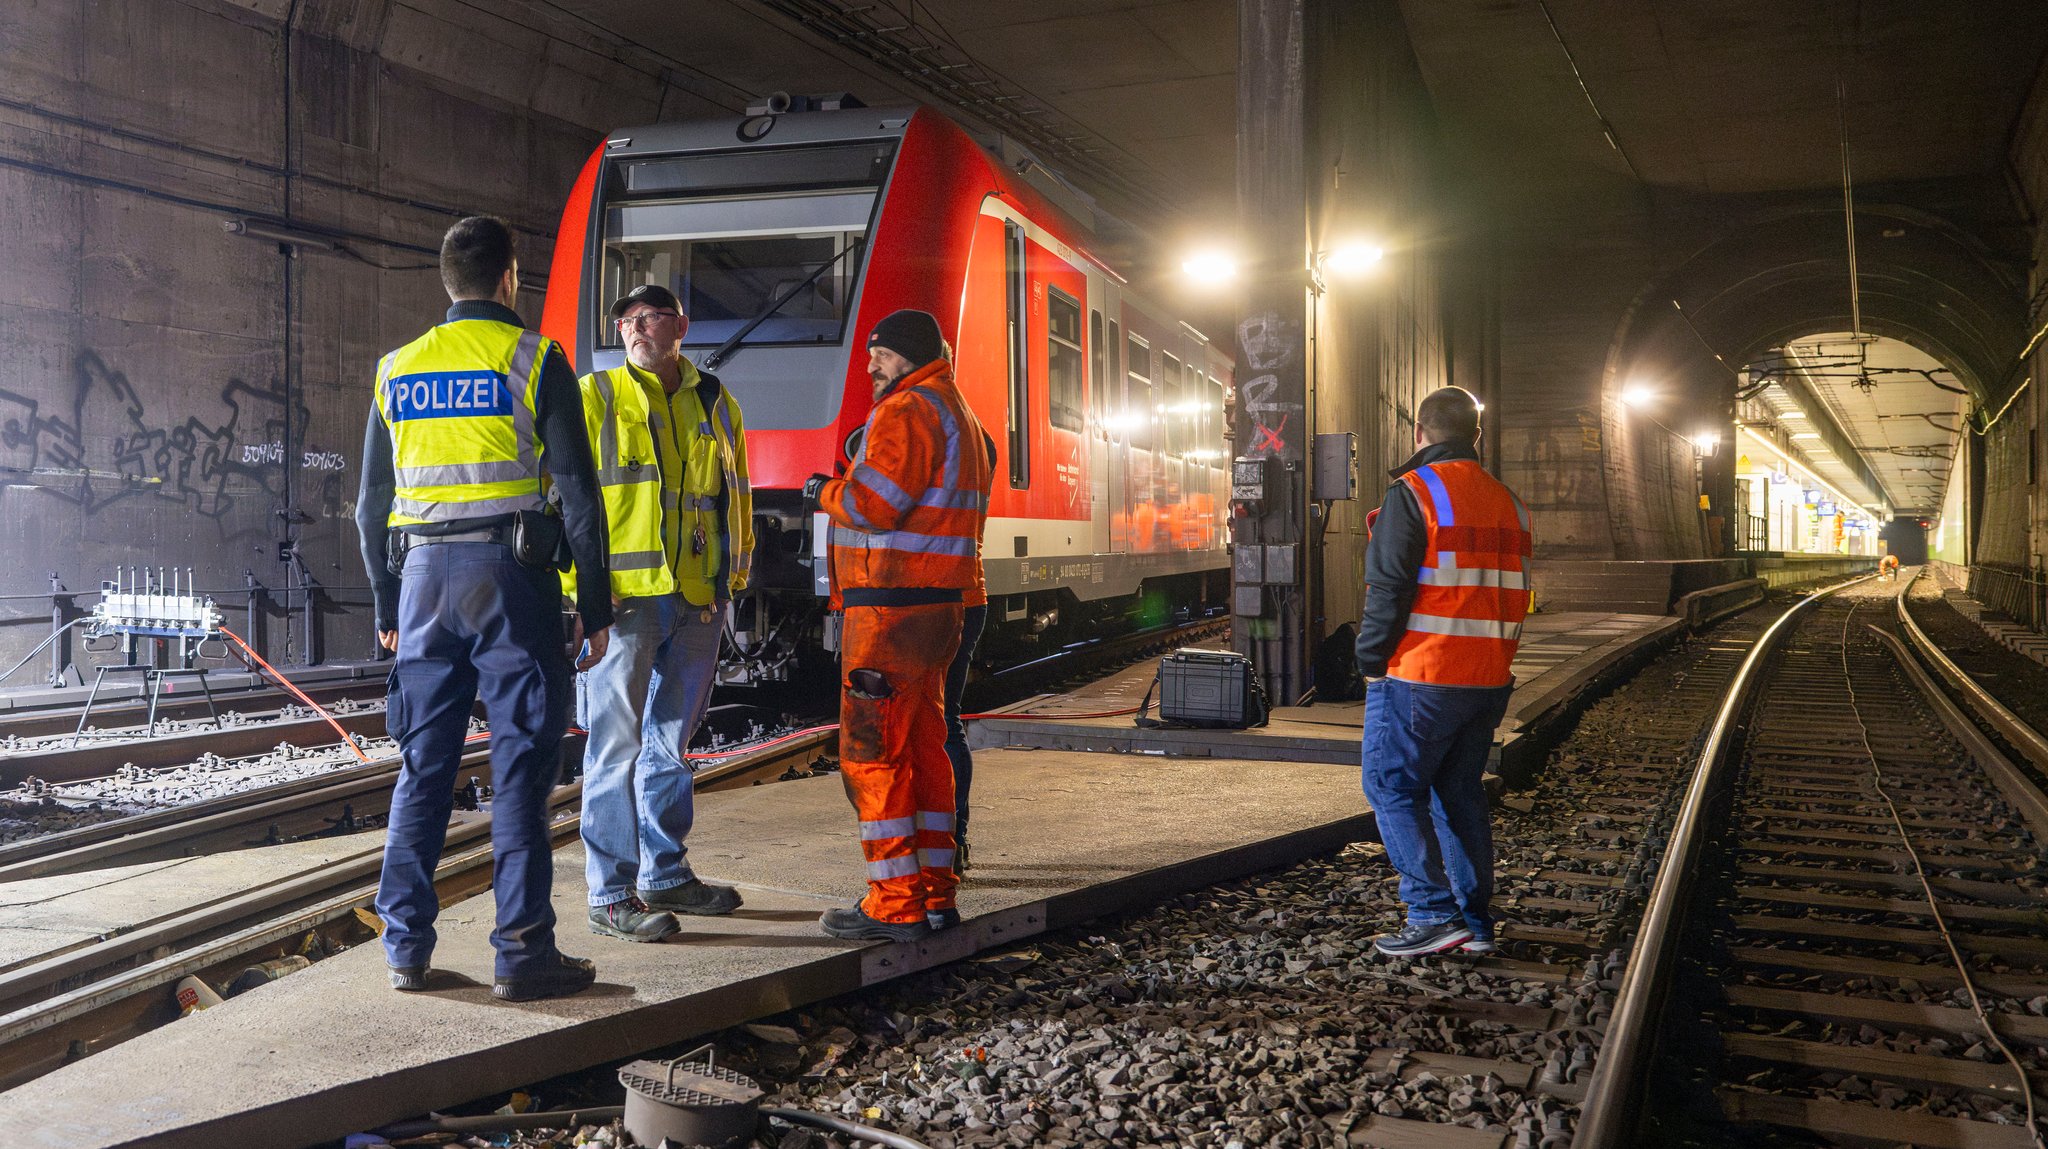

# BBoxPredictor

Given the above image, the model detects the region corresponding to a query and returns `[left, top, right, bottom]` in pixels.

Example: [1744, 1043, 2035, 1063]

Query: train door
[1161, 350, 1187, 551]
[1089, 283, 1112, 555]
[1104, 301, 1127, 553]
[1126, 331, 1154, 552]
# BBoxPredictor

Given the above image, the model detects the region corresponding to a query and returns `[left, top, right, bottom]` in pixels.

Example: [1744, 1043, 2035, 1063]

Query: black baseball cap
[609, 283, 684, 320]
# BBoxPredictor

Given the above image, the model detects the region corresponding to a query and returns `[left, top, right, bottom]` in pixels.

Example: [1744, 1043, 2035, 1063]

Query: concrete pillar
[1232, 0, 1314, 705]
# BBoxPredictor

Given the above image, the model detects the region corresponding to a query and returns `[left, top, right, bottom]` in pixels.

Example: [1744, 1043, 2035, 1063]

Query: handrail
[1573, 573, 1879, 1148]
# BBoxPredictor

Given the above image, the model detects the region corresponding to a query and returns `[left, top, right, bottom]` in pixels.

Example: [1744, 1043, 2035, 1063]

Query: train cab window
[1089, 309, 1105, 425]
[1126, 335, 1152, 450]
[1161, 353, 1183, 456]
[598, 141, 896, 354]
[1005, 220, 1029, 488]
[1047, 288, 1083, 433]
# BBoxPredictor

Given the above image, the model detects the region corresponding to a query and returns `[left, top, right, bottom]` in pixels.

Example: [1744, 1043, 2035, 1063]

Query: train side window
[1089, 308, 1105, 424]
[1005, 220, 1029, 488]
[1107, 318, 1123, 439]
[1047, 287, 1083, 433]
[1126, 334, 1152, 450]
[1161, 353, 1183, 456]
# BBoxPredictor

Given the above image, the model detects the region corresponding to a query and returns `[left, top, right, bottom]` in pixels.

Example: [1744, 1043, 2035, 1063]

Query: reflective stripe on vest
[376, 322, 547, 526]
[831, 383, 988, 563]
[1386, 459, 1532, 688]
[578, 364, 753, 602]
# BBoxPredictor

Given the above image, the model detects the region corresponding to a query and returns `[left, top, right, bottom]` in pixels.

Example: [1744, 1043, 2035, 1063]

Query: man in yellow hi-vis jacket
[571, 283, 755, 943]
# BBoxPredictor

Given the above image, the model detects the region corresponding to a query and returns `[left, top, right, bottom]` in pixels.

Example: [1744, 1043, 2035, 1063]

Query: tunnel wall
[1303, 0, 1458, 640]
[0, 0, 738, 679]
[1970, 53, 2048, 626]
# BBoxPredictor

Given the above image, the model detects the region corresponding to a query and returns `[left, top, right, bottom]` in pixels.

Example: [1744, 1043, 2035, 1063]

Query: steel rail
[1573, 574, 1879, 1149]
[1893, 569, 2048, 778]
[0, 677, 387, 741]
[0, 723, 839, 1087]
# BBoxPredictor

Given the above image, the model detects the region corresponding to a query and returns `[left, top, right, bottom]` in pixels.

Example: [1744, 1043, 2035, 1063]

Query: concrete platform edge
[108, 812, 1376, 1149]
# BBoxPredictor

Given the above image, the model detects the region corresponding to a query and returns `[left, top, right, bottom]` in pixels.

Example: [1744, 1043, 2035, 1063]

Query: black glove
[802, 472, 832, 516]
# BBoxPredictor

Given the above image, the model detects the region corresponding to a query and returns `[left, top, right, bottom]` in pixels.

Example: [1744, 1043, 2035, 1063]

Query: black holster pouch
[513, 509, 564, 570]
[385, 528, 409, 577]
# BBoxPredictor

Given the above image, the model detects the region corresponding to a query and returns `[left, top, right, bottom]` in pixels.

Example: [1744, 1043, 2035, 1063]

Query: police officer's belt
[404, 526, 507, 546]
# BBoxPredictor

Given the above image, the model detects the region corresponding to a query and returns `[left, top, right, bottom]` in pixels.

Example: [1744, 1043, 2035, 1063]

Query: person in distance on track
[1354, 386, 1532, 958]
[357, 215, 613, 1002]
[1880, 552, 1900, 581]
[571, 283, 753, 943]
[805, 309, 994, 941]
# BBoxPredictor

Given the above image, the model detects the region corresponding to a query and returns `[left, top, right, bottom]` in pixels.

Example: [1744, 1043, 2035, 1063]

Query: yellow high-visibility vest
[374, 319, 550, 526]
[569, 361, 754, 605]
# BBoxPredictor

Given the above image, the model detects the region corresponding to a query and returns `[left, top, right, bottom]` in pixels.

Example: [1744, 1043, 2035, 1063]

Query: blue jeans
[577, 594, 722, 906]
[944, 604, 987, 836]
[379, 542, 570, 979]
[1359, 676, 1512, 940]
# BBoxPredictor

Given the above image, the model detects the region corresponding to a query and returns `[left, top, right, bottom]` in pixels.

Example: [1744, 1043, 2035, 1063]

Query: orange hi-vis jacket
[1385, 458, 1534, 688]
[821, 360, 993, 606]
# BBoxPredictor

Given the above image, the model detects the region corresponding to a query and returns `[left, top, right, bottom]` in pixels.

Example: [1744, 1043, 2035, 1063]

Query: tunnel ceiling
[1395, 0, 2048, 193]
[552, 0, 1235, 232]
[1776, 335, 1965, 517]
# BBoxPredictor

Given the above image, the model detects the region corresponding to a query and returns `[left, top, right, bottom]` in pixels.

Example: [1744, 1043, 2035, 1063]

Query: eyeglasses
[617, 311, 680, 331]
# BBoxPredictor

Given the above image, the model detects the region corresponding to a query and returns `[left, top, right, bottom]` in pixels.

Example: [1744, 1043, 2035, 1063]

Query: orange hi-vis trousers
[839, 601, 964, 923]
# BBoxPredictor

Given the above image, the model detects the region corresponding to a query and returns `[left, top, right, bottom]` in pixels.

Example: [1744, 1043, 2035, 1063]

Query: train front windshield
[598, 140, 896, 351]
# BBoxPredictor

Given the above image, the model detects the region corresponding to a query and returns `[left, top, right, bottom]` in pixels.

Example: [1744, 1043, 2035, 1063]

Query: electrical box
[1231, 455, 1273, 509]
[1313, 432, 1358, 501]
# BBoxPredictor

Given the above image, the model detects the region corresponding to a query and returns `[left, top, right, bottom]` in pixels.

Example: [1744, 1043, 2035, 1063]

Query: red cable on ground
[217, 626, 373, 764]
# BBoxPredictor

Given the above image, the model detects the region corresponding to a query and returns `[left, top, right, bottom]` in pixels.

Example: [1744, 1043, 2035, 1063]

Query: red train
[542, 101, 1231, 682]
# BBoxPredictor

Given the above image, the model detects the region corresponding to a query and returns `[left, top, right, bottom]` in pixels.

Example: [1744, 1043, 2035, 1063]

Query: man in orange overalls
[806, 310, 994, 940]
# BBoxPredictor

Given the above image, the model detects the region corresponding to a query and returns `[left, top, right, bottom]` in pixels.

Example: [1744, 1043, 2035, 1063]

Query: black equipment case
[1136, 647, 1270, 729]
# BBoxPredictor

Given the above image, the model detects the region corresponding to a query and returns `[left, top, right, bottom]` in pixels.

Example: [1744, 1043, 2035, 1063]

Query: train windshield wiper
[701, 243, 860, 370]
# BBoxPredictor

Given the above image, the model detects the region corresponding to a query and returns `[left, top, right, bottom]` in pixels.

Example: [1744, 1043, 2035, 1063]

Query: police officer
[807, 310, 993, 940]
[573, 284, 751, 942]
[1355, 386, 1531, 958]
[356, 215, 614, 1001]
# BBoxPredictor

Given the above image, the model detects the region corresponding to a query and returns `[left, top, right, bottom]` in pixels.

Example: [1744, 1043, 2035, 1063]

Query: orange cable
[217, 626, 373, 763]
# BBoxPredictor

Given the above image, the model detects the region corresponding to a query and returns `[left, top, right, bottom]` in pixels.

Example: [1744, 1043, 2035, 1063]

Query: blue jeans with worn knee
[577, 594, 722, 907]
[1359, 676, 1512, 941]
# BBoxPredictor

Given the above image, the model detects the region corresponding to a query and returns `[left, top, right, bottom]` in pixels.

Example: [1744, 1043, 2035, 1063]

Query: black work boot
[493, 952, 597, 1002]
[820, 904, 929, 942]
[388, 965, 430, 992]
[589, 897, 680, 942]
[638, 878, 743, 916]
[925, 906, 962, 931]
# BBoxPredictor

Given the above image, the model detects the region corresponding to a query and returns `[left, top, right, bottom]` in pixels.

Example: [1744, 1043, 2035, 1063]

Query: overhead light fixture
[1693, 430, 1720, 456]
[1180, 251, 1238, 286]
[1323, 243, 1384, 277]
[1781, 408, 1808, 419]
[1620, 384, 1655, 408]
[1790, 432, 1822, 439]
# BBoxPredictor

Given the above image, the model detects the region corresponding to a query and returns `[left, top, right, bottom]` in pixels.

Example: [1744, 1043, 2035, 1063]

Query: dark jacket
[356, 300, 614, 634]
[1354, 439, 1482, 678]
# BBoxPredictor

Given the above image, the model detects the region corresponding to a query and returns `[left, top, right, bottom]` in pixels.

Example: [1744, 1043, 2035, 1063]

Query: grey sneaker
[589, 897, 680, 942]
[1459, 937, 1498, 955]
[1372, 920, 1474, 957]
[389, 965, 430, 992]
[639, 878, 743, 916]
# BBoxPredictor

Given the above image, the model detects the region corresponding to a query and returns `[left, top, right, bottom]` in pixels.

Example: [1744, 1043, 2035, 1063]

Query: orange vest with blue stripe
[1386, 459, 1533, 688]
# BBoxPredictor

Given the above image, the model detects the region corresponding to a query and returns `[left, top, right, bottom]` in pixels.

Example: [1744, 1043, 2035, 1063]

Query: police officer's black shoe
[820, 905, 929, 942]
[639, 879, 743, 916]
[589, 898, 679, 942]
[389, 965, 430, 992]
[925, 907, 962, 931]
[492, 952, 597, 1002]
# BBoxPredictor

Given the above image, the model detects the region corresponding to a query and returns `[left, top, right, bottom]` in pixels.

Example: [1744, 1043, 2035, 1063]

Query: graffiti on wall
[1237, 311, 1303, 460]
[0, 350, 350, 537]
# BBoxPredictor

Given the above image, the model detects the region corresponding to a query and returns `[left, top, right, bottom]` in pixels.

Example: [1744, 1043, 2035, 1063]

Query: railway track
[0, 722, 835, 1091]
[1577, 573, 2048, 1148]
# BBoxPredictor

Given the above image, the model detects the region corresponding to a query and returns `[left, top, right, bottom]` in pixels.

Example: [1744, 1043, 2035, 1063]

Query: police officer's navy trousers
[378, 541, 571, 979]
[942, 603, 987, 838]
[1359, 676, 1513, 942]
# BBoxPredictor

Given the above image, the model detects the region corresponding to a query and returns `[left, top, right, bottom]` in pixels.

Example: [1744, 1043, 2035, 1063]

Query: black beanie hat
[867, 309, 944, 368]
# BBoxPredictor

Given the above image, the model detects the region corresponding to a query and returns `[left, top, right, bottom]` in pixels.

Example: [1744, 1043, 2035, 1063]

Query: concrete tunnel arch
[1596, 202, 2029, 558]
